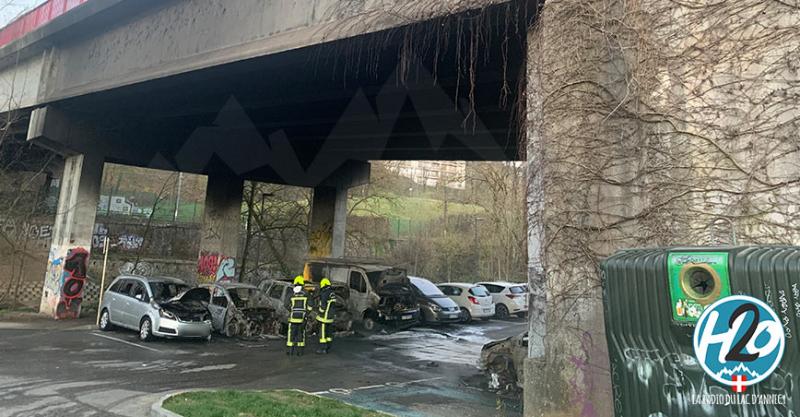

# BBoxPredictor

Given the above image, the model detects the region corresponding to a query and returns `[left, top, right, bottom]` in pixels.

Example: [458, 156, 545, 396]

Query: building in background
[389, 161, 466, 190]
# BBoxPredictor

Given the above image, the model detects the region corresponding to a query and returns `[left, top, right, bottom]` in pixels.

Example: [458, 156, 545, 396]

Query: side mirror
[135, 294, 143, 301]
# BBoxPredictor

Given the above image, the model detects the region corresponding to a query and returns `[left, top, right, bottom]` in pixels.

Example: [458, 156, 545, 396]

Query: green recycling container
[602, 247, 798, 417]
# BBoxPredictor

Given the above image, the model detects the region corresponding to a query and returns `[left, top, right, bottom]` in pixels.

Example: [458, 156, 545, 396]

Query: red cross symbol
[732, 375, 748, 393]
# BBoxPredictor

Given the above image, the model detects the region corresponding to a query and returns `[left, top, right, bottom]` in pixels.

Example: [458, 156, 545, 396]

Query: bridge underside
[38, 3, 527, 186]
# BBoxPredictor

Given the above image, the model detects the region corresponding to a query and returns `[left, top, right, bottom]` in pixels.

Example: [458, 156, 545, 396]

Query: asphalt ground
[0, 315, 527, 417]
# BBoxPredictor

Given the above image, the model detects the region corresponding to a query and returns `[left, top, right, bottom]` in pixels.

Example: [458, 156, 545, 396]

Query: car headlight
[430, 303, 442, 312]
[159, 309, 176, 320]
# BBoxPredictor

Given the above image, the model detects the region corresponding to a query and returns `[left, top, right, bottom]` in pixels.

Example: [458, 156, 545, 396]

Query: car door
[103, 278, 125, 325]
[347, 269, 371, 317]
[481, 283, 503, 305]
[116, 279, 136, 328]
[128, 280, 151, 327]
[207, 285, 228, 331]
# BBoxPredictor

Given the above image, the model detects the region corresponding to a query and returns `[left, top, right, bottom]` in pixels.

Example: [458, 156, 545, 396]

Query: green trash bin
[602, 247, 798, 416]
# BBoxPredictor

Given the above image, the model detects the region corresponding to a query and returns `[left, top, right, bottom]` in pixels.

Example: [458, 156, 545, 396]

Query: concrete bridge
[0, 0, 533, 318]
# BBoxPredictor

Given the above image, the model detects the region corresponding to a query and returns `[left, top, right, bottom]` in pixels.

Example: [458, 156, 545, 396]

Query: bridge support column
[39, 154, 103, 319]
[197, 173, 244, 283]
[307, 161, 371, 258]
[308, 186, 348, 258]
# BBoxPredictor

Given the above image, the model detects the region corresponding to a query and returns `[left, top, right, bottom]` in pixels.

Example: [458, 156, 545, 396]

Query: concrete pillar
[308, 186, 348, 258]
[197, 173, 244, 283]
[39, 154, 103, 319]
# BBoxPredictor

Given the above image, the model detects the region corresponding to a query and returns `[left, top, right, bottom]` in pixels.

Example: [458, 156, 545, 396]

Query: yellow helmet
[320, 278, 331, 288]
[293, 275, 305, 286]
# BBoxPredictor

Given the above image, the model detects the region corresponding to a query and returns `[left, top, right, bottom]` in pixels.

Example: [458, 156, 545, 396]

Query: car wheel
[98, 309, 113, 331]
[460, 308, 472, 323]
[139, 317, 153, 342]
[496, 304, 510, 319]
[224, 318, 242, 338]
[357, 312, 381, 335]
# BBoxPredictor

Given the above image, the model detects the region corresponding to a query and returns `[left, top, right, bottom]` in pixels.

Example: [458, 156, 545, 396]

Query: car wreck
[259, 278, 353, 335]
[305, 258, 420, 332]
[201, 282, 277, 338]
[480, 332, 527, 392]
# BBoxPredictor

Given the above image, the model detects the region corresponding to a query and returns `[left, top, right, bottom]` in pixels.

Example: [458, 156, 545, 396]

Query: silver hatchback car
[98, 275, 212, 341]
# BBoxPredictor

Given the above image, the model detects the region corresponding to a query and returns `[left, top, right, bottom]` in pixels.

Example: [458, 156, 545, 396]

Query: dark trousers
[287, 321, 305, 347]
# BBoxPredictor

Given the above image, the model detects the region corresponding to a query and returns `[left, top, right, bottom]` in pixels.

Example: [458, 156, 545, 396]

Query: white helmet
[293, 285, 302, 294]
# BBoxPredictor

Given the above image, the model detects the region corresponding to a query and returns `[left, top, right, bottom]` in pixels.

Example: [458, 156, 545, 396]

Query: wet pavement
[0, 317, 527, 417]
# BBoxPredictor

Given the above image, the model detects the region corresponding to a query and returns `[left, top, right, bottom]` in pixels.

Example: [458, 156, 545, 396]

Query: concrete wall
[525, 1, 800, 416]
[0, 216, 202, 308]
[0, 53, 45, 110]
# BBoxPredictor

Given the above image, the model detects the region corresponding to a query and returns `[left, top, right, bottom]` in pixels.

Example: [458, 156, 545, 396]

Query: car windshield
[411, 278, 445, 298]
[510, 285, 526, 294]
[149, 282, 189, 302]
[469, 286, 490, 297]
[227, 287, 264, 308]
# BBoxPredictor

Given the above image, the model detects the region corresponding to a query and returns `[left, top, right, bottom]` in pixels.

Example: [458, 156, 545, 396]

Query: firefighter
[315, 278, 335, 354]
[286, 275, 309, 356]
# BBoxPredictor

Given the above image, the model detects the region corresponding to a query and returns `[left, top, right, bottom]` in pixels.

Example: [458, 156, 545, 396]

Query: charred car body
[98, 275, 212, 341]
[201, 282, 276, 337]
[259, 279, 353, 334]
[480, 331, 527, 392]
[305, 258, 420, 332]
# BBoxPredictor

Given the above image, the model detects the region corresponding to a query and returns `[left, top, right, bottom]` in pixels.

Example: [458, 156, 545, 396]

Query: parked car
[98, 275, 212, 341]
[200, 282, 276, 337]
[305, 258, 420, 332]
[259, 278, 352, 334]
[409, 276, 461, 324]
[480, 332, 527, 392]
[437, 283, 495, 322]
[476, 282, 529, 319]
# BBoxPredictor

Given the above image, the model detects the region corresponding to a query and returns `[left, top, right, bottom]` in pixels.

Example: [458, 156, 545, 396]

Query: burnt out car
[201, 282, 277, 337]
[259, 279, 353, 334]
[480, 332, 528, 392]
[305, 258, 420, 332]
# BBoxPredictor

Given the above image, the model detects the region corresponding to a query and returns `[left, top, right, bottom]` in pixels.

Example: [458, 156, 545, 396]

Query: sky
[0, 0, 47, 27]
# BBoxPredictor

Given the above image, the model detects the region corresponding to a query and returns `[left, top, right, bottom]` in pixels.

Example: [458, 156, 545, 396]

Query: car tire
[357, 312, 381, 335]
[98, 309, 113, 331]
[496, 304, 510, 319]
[460, 308, 472, 323]
[139, 317, 153, 342]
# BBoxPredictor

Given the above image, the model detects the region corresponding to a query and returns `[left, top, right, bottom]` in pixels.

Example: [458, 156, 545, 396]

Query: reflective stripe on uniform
[316, 298, 335, 324]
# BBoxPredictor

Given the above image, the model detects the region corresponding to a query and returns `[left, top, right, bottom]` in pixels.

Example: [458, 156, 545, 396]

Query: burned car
[201, 282, 277, 337]
[480, 332, 528, 392]
[259, 278, 353, 335]
[305, 258, 420, 332]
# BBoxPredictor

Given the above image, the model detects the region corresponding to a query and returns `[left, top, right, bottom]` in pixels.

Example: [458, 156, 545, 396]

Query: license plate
[447, 314, 458, 319]
[402, 315, 412, 320]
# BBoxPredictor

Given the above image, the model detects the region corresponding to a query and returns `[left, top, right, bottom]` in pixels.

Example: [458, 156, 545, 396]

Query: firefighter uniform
[316, 278, 336, 354]
[286, 276, 309, 356]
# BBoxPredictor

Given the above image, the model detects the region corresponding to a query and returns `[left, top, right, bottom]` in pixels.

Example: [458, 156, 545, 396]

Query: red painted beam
[0, 0, 89, 48]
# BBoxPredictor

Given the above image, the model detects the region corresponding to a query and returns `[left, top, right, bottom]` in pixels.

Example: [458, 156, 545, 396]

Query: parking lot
[0, 316, 527, 417]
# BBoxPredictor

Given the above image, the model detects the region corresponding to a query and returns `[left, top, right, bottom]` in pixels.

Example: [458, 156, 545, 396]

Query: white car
[437, 283, 495, 322]
[477, 282, 529, 319]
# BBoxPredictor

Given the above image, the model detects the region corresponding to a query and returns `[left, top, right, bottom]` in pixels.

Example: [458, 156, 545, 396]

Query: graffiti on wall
[198, 251, 236, 283]
[42, 247, 90, 319]
[0, 217, 53, 249]
[92, 223, 144, 251]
